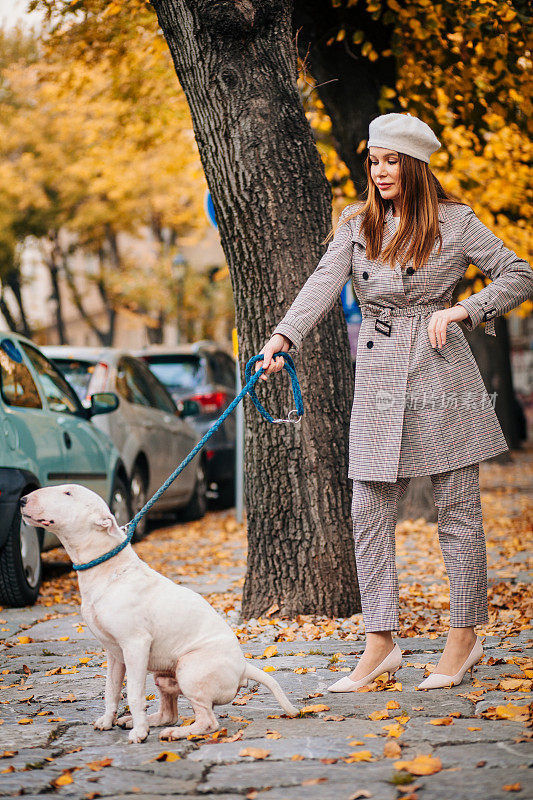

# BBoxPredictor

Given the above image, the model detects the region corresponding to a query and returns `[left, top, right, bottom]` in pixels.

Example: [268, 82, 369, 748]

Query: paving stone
[434, 741, 532, 769]
[402, 717, 526, 745]
[0, 722, 55, 749]
[187, 734, 382, 764]
[198, 760, 397, 794]
[254, 781, 396, 800]
[413, 766, 532, 800]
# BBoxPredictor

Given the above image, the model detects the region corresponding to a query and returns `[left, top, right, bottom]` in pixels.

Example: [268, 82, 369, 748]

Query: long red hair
[325, 152, 465, 271]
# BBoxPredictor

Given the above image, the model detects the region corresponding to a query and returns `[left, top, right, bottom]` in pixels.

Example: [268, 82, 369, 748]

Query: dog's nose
[20, 496, 28, 507]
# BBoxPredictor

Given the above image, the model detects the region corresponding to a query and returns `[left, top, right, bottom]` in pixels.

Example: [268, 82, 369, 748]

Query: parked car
[42, 346, 207, 539]
[0, 333, 128, 607]
[136, 342, 237, 507]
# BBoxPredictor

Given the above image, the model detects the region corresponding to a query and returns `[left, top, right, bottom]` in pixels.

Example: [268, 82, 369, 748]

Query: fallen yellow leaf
[51, 771, 73, 787]
[368, 709, 389, 721]
[482, 704, 531, 722]
[382, 723, 404, 738]
[429, 717, 454, 726]
[262, 645, 277, 659]
[85, 758, 113, 771]
[383, 740, 402, 759]
[394, 754, 442, 775]
[345, 750, 374, 762]
[239, 747, 270, 759]
[300, 704, 330, 714]
[152, 752, 181, 762]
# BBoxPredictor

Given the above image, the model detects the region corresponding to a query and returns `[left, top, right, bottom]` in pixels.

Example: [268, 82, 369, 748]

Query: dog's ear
[96, 512, 122, 538]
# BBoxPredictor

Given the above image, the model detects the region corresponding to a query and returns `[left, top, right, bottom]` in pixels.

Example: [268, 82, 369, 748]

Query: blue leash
[72, 352, 304, 572]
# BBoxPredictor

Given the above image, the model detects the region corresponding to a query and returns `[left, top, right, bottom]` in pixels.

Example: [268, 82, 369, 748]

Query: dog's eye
[64, 491, 71, 496]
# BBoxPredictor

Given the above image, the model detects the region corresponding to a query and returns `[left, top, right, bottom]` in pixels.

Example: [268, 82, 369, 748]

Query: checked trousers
[351, 462, 489, 632]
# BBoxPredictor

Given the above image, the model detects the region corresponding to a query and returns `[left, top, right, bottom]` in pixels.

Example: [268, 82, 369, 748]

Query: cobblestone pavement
[0, 452, 531, 799]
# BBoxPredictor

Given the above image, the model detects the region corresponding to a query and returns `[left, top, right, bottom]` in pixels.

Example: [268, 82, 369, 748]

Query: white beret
[367, 112, 441, 164]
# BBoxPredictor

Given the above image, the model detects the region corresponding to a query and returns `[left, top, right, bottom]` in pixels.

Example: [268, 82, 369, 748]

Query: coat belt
[360, 301, 496, 336]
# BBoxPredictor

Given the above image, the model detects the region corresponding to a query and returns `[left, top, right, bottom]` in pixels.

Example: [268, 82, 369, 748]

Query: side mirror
[89, 392, 119, 417]
[176, 399, 201, 418]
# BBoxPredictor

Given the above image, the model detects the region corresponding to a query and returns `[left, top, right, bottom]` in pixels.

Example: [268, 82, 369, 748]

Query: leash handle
[245, 351, 304, 424]
[72, 350, 304, 571]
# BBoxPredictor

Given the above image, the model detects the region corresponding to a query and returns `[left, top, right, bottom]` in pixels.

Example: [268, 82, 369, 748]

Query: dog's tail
[243, 664, 299, 717]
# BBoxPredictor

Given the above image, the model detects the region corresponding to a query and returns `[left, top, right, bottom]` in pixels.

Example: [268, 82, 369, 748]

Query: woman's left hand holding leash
[428, 305, 469, 349]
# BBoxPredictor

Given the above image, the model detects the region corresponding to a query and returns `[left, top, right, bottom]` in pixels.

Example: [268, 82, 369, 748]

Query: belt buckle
[375, 307, 393, 337]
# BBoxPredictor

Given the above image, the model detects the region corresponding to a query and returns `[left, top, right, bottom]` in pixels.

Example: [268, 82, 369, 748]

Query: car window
[20, 344, 80, 415]
[208, 353, 235, 389]
[0, 347, 42, 409]
[51, 359, 96, 403]
[116, 357, 152, 407]
[139, 363, 177, 413]
[219, 353, 236, 389]
[143, 355, 205, 392]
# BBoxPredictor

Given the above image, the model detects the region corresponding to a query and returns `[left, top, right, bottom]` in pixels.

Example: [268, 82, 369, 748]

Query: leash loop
[72, 350, 303, 571]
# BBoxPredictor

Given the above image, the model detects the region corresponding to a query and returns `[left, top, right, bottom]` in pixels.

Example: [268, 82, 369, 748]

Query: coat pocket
[434, 343, 461, 364]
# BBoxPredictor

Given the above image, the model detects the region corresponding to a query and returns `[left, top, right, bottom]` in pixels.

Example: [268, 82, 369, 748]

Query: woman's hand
[254, 334, 292, 381]
[427, 305, 469, 349]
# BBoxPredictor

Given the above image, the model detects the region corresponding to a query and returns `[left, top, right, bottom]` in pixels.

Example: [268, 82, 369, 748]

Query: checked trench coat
[272, 201, 533, 482]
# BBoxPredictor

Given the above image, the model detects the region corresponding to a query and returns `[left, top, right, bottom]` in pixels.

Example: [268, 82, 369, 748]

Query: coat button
[406, 266, 414, 275]
[362, 271, 369, 280]
[366, 340, 374, 348]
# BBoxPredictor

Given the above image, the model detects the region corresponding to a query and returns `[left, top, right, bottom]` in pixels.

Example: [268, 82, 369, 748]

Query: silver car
[42, 347, 208, 539]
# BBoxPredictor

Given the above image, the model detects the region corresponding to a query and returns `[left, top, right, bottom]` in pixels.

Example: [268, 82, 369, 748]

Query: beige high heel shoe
[327, 643, 402, 692]
[417, 636, 483, 690]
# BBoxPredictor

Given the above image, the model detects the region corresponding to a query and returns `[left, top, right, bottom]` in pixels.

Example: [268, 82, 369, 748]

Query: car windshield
[143, 356, 204, 391]
[51, 359, 96, 402]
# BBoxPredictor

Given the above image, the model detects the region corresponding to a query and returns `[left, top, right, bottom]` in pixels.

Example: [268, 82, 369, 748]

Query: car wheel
[129, 466, 148, 542]
[0, 507, 42, 607]
[110, 473, 132, 534]
[179, 459, 208, 522]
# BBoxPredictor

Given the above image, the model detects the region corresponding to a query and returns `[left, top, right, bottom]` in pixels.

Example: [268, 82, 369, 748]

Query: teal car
[0, 333, 130, 607]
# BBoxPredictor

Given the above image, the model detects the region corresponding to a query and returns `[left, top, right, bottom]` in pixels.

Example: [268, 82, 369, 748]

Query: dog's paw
[93, 714, 115, 730]
[116, 714, 133, 729]
[129, 725, 149, 744]
[159, 726, 186, 741]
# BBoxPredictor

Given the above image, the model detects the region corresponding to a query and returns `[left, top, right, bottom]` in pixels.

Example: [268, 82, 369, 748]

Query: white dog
[21, 484, 299, 743]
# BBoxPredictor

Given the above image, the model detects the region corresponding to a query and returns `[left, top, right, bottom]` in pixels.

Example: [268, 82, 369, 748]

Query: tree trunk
[151, 0, 360, 618]
[292, 0, 401, 193]
[6, 270, 31, 338]
[61, 247, 115, 347]
[0, 288, 20, 333]
[47, 232, 66, 345]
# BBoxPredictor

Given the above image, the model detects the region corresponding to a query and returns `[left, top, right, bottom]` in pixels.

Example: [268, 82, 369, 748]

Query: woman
[256, 112, 533, 691]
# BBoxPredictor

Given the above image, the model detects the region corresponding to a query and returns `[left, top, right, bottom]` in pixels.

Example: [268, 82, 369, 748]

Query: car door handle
[63, 431, 72, 449]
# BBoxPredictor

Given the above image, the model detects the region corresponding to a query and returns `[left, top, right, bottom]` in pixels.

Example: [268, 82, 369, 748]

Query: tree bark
[151, 0, 359, 618]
